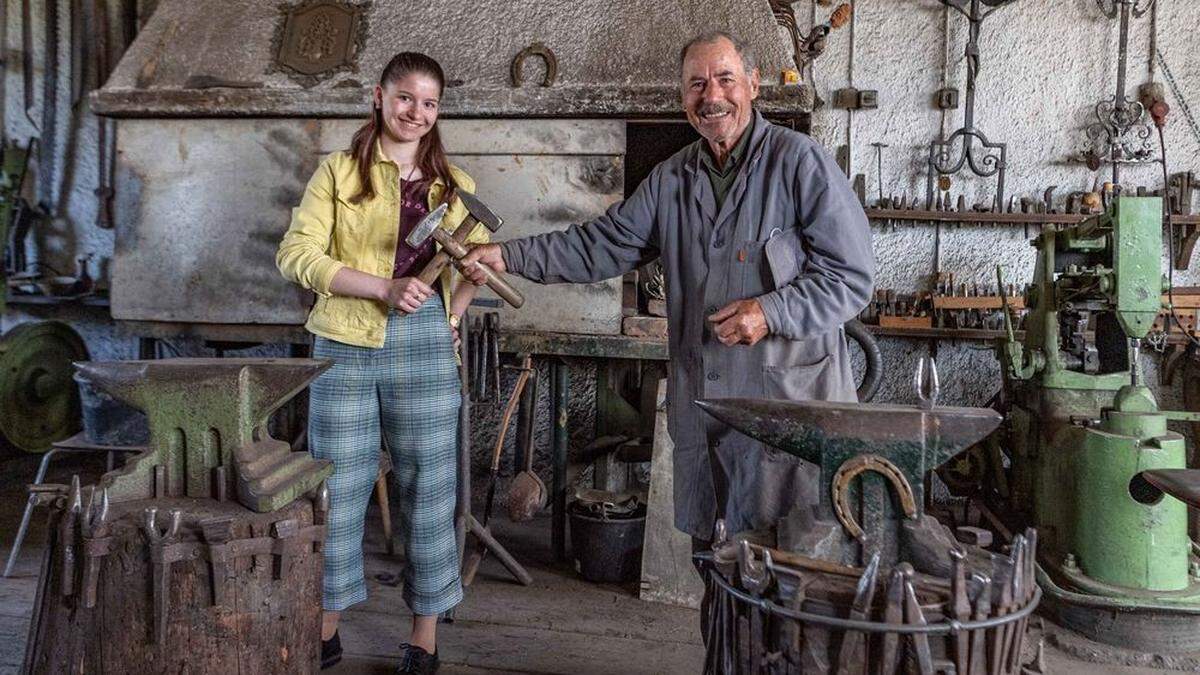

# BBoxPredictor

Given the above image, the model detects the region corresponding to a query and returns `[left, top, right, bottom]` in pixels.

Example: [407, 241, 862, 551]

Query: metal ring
[695, 552, 1041, 635]
[831, 454, 918, 541]
[511, 42, 557, 87]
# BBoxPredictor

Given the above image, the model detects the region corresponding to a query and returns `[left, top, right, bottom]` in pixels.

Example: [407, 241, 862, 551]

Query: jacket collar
[684, 109, 770, 176]
[372, 139, 446, 189]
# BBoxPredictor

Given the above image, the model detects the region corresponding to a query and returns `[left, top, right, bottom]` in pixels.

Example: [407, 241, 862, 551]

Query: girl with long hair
[277, 51, 484, 674]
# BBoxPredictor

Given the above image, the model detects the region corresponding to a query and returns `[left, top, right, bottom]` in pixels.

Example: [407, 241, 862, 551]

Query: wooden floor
[0, 449, 1184, 674]
[0, 450, 703, 674]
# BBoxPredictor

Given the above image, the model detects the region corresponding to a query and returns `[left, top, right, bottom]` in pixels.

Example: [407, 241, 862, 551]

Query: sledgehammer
[409, 193, 525, 308]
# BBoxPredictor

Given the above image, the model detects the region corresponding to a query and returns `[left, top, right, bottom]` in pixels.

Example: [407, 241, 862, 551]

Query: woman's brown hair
[348, 52, 458, 205]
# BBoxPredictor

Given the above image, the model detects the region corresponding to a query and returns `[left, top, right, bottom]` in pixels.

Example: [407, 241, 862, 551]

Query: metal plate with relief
[271, 0, 369, 86]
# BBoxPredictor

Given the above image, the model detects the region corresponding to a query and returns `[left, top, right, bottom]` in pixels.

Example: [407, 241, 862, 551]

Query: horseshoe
[831, 454, 918, 542]
[511, 42, 557, 87]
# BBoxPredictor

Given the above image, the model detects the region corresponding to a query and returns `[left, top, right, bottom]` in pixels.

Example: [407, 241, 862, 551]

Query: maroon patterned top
[393, 178, 437, 279]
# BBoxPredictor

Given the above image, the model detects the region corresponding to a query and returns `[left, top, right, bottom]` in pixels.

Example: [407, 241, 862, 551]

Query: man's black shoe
[396, 643, 439, 674]
[321, 630, 343, 670]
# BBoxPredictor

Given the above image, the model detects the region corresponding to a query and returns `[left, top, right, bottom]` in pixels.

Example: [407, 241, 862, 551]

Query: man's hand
[708, 299, 769, 346]
[380, 276, 433, 313]
[459, 243, 506, 286]
[450, 325, 461, 352]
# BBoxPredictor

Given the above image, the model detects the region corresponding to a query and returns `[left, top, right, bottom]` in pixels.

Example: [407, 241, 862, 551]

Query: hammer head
[457, 190, 504, 232]
[406, 202, 448, 248]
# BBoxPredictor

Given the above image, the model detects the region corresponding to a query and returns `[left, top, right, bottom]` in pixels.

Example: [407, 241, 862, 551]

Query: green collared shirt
[700, 117, 754, 211]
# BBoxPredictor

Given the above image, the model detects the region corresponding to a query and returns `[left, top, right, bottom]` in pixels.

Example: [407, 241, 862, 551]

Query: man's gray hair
[678, 31, 757, 75]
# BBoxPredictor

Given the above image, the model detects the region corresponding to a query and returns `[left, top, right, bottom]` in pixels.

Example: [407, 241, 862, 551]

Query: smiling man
[462, 31, 873, 566]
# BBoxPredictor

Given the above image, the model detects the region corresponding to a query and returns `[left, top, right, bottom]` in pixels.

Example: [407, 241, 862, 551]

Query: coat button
[707, 372, 720, 381]
[713, 238, 726, 248]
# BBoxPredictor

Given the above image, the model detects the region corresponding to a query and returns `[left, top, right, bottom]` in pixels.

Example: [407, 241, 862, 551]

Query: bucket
[568, 499, 647, 583]
[75, 373, 150, 446]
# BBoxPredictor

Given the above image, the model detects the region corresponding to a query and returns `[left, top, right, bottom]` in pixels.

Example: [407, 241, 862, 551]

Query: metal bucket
[568, 500, 646, 583]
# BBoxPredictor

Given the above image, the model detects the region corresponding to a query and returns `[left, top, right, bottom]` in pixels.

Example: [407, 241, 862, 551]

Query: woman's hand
[380, 277, 434, 313]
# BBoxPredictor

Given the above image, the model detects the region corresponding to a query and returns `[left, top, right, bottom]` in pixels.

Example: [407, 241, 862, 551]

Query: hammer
[409, 194, 525, 308]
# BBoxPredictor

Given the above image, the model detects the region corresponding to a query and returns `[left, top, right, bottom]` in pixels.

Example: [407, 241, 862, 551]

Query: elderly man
[463, 32, 873, 555]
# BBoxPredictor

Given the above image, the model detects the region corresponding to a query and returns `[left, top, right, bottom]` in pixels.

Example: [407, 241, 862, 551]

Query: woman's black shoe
[321, 630, 343, 670]
[396, 643, 439, 674]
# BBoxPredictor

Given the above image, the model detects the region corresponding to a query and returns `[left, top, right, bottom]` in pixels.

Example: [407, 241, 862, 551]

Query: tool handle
[418, 252, 451, 287]
[416, 215, 482, 286]
[467, 260, 525, 308]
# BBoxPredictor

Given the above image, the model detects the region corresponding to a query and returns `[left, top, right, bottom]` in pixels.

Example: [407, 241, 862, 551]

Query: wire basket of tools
[695, 528, 1041, 675]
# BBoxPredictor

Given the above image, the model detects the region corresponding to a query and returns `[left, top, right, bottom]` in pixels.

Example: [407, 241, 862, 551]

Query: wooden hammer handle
[416, 215, 482, 286]
[432, 229, 526, 308]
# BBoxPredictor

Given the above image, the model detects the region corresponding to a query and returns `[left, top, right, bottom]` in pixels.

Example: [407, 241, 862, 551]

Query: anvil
[74, 358, 334, 513]
[695, 397, 1001, 564]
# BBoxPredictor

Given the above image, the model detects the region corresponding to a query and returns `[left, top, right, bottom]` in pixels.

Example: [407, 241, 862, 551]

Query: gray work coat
[502, 111, 875, 540]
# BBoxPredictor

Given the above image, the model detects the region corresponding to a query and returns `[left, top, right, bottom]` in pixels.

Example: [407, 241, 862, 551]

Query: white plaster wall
[801, 0, 1200, 407]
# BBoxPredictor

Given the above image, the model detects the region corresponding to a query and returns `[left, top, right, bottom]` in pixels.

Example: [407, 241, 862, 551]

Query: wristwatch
[448, 313, 461, 329]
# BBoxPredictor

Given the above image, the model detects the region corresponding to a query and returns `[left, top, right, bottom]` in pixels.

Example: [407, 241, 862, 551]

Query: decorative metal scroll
[1073, 0, 1158, 179]
[270, 0, 370, 87]
[924, 0, 1018, 210]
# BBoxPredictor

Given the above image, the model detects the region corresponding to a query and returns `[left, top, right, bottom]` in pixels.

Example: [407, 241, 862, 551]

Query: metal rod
[3, 448, 59, 577]
[551, 359, 569, 562]
[1114, 0, 1131, 187]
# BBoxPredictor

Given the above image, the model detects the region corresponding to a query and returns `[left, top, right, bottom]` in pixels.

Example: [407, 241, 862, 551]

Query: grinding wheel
[0, 321, 87, 452]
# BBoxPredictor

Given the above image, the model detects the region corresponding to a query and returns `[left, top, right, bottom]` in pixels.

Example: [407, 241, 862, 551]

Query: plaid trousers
[309, 297, 463, 615]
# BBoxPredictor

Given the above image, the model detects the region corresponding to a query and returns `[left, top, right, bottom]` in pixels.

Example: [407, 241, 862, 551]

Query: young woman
[277, 52, 484, 674]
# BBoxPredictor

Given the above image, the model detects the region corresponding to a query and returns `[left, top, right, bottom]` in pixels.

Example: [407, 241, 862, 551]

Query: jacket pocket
[764, 225, 803, 289]
[737, 240, 770, 298]
[762, 355, 834, 401]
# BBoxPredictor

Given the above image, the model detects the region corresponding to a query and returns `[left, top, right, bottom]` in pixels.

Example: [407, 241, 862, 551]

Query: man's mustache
[697, 103, 734, 117]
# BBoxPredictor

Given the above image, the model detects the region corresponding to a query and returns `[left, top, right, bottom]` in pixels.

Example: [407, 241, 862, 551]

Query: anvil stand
[696, 358, 1004, 575]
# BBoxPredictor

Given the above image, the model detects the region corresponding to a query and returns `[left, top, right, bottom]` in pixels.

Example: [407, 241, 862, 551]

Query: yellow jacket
[276, 145, 489, 348]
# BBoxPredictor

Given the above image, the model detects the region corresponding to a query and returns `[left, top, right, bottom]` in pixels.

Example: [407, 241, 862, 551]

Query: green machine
[994, 195, 1200, 653]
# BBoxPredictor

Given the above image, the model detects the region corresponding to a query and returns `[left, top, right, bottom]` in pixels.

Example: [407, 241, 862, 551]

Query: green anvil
[695, 398, 1002, 525]
[74, 358, 334, 513]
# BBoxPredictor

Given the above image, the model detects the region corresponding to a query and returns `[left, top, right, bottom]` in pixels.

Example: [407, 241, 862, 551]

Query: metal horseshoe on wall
[511, 42, 557, 87]
[831, 454, 918, 542]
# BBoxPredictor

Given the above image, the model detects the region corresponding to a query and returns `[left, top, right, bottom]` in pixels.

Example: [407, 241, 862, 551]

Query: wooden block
[623, 315, 669, 338]
[933, 296, 1025, 310]
[639, 379, 703, 609]
[879, 315, 934, 329]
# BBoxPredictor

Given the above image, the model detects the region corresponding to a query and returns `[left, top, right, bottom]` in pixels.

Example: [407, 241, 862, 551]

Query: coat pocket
[764, 225, 803, 289]
[762, 355, 835, 401]
[736, 240, 770, 298]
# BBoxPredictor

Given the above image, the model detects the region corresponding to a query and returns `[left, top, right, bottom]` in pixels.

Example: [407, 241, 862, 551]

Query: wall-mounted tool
[925, 0, 1019, 210]
[769, 1, 852, 108]
[1070, 0, 1157, 178]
